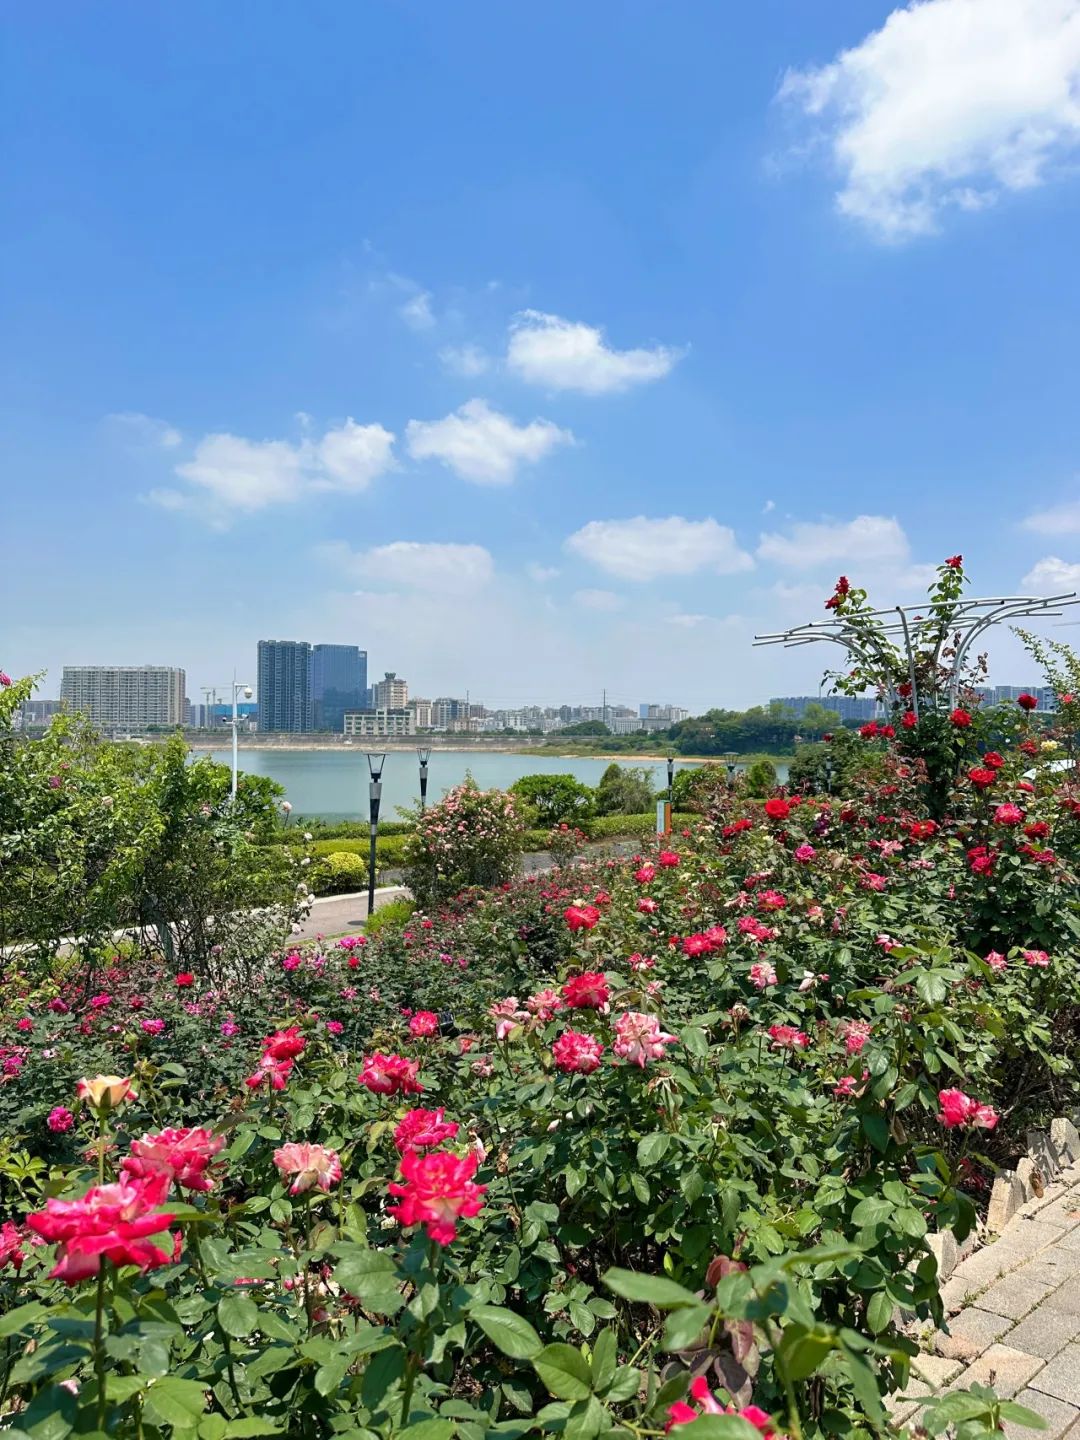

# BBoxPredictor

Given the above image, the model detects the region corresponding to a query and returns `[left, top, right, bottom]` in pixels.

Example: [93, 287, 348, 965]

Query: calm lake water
[206, 748, 705, 821]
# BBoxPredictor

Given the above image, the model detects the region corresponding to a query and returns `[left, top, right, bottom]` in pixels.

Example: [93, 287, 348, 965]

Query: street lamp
[722, 751, 739, 785]
[228, 677, 253, 801]
[823, 753, 835, 796]
[417, 746, 431, 810]
[366, 752, 386, 917]
[666, 756, 675, 804]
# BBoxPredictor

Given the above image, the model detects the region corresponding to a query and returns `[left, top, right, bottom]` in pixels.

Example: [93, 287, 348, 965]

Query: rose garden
[5, 560, 1080, 1440]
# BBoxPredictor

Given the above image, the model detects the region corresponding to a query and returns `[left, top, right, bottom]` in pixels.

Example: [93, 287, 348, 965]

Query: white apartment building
[60, 666, 186, 728]
[343, 707, 416, 738]
[371, 671, 408, 709]
[408, 698, 434, 729]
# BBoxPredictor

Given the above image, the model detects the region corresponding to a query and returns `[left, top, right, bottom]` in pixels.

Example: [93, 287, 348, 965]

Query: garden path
[894, 1159, 1080, 1434]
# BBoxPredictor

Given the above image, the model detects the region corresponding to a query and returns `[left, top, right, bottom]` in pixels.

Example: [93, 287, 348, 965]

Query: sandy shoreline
[182, 737, 723, 764]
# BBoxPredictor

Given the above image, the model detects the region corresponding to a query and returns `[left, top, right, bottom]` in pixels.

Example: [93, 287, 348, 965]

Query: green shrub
[593, 762, 655, 815]
[364, 896, 417, 938]
[310, 850, 369, 894]
[744, 758, 778, 797]
[508, 772, 594, 826]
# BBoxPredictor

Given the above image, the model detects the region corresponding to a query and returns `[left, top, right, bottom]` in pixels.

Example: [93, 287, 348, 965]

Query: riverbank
[181, 735, 792, 767]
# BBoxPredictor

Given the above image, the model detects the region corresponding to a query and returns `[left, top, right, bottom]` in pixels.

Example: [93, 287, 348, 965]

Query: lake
[205, 748, 707, 821]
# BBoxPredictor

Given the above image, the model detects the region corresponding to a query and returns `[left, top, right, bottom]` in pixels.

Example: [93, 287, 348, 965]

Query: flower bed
[2, 721, 1080, 1437]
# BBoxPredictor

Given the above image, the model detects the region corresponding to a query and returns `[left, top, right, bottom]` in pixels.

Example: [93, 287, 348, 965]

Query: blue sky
[4, 0, 1080, 712]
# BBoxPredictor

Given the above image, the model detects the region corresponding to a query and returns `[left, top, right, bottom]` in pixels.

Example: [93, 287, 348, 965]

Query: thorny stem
[94, 1263, 108, 1431]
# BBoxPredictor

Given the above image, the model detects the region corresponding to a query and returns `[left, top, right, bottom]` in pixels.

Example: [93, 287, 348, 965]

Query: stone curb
[928, 1115, 1080, 1285]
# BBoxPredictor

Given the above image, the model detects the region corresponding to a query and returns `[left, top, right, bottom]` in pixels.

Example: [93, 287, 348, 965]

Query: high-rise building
[311, 644, 367, 731]
[257, 640, 312, 732]
[372, 671, 408, 709]
[60, 666, 186, 729]
[408, 697, 434, 730]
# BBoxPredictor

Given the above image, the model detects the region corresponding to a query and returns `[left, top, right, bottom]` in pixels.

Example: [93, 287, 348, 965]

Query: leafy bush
[593, 762, 655, 816]
[744, 758, 778, 797]
[509, 772, 595, 826]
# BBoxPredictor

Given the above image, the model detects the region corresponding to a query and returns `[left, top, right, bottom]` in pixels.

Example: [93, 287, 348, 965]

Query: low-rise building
[343, 707, 416, 738]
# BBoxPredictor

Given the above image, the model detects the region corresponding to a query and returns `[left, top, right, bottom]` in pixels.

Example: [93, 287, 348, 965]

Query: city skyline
[4, 4, 1080, 710]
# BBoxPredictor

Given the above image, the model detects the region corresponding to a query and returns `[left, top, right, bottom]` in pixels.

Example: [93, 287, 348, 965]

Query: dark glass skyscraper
[256, 640, 313, 732]
[311, 644, 367, 732]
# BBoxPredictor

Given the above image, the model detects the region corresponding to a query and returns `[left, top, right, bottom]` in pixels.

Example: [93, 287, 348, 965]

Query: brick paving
[892, 1160, 1080, 1428]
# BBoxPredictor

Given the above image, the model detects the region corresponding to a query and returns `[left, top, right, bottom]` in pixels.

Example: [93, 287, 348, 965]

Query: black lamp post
[666, 755, 675, 805]
[722, 750, 738, 786]
[365, 752, 386, 917]
[417, 746, 431, 811]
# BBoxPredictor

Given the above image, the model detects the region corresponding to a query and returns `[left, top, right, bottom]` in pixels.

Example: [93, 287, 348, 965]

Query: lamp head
[242, 686, 253, 700]
[366, 751, 386, 781]
[417, 746, 431, 765]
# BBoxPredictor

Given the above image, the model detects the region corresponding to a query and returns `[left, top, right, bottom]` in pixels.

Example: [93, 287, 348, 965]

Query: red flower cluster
[388, 1147, 486, 1245]
[122, 1127, 224, 1193]
[938, 1088, 997, 1130]
[358, 1052, 423, 1095]
[552, 1029, 604, 1073]
[967, 845, 995, 876]
[393, 1107, 459, 1155]
[564, 904, 601, 932]
[26, 1173, 177, 1285]
[561, 972, 610, 1009]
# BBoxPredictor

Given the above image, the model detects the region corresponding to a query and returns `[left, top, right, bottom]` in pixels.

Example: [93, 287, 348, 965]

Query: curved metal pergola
[753, 593, 1080, 717]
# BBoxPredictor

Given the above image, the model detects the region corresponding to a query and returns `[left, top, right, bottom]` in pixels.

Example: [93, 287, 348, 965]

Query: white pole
[231, 671, 239, 802]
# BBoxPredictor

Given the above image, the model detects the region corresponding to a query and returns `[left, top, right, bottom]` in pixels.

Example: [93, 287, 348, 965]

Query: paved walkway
[296, 886, 410, 942]
[894, 1159, 1080, 1433]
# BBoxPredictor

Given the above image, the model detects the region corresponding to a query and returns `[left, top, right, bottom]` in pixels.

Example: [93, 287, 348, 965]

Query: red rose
[1017, 693, 1038, 711]
[175, 973, 195, 989]
[764, 798, 790, 820]
[945, 555, 963, 568]
[901, 710, 917, 729]
[950, 708, 972, 728]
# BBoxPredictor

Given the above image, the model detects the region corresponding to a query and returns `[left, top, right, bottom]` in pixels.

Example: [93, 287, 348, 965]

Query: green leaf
[675, 1418, 765, 1440]
[777, 1325, 836, 1381]
[533, 1343, 593, 1401]
[662, 1303, 711, 1351]
[850, 1196, 892, 1228]
[143, 1376, 209, 1427]
[399, 1422, 456, 1440]
[915, 970, 949, 1005]
[866, 1292, 893, 1334]
[861, 1113, 890, 1155]
[472, 1306, 543, 1360]
[563, 1396, 607, 1440]
[838, 1342, 884, 1425]
[590, 1329, 618, 1394]
[217, 1293, 259, 1337]
[605, 1366, 641, 1404]
[636, 1133, 672, 1167]
[994, 1400, 1049, 1430]
[603, 1268, 699, 1308]
[0, 1301, 45, 1337]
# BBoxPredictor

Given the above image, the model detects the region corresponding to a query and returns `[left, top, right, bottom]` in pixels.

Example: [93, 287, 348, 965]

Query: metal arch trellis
[753, 592, 1080, 718]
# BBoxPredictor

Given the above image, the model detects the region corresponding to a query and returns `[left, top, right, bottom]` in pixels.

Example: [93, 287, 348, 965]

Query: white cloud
[506, 310, 682, 394]
[175, 434, 309, 512]
[439, 343, 491, 377]
[779, 0, 1080, 240]
[1021, 556, 1080, 593]
[320, 540, 494, 594]
[762, 499, 775, 513]
[314, 419, 396, 492]
[162, 418, 395, 517]
[573, 588, 624, 612]
[400, 291, 435, 330]
[1023, 496, 1080, 535]
[405, 398, 572, 484]
[106, 412, 182, 448]
[527, 563, 560, 582]
[565, 516, 754, 581]
[757, 515, 911, 569]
